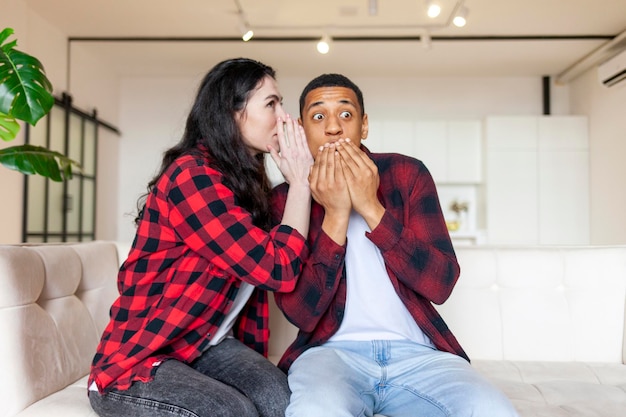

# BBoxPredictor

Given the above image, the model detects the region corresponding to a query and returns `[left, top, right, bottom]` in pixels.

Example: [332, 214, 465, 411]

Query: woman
[88, 58, 312, 417]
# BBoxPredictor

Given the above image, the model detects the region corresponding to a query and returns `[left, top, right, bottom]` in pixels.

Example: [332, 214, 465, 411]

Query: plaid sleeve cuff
[366, 210, 402, 252]
[312, 230, 346, 268]
[273, 224, 309, 256]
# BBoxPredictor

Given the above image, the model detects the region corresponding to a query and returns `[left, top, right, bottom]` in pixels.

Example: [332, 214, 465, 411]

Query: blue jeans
[286, 340, 519, 417]
[89, 338, 290, 417]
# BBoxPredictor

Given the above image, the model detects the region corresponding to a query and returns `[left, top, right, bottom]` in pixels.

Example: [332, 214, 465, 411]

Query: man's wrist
[321, 210, 350, 245]
[359, 202, 385, 231]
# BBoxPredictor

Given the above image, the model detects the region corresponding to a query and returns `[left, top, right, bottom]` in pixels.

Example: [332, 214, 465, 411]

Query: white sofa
[0, 241, 122, 417]
[2, 242, 626, 416]
[269, 245, 626, 416]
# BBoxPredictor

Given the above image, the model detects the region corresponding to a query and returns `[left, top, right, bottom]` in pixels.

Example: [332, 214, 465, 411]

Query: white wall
[278, 75, 560, 118]
[570, 70, 626, 245]
[115, 76, 199, 241]
[114, 74, 553, 242]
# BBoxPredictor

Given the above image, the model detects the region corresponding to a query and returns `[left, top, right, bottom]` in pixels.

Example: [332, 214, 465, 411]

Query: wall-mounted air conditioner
[598, 49, 626, 87]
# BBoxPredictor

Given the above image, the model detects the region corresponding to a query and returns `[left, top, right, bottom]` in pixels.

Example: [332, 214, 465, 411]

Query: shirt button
[334, 254, 340, 260]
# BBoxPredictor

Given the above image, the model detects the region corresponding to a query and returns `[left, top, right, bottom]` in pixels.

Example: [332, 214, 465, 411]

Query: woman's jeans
[286, 340, 520, 417]
[89, 338, 290, 417]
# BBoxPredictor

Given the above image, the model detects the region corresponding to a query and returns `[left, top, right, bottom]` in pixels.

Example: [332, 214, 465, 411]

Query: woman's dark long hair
[136, 58, 276, 230]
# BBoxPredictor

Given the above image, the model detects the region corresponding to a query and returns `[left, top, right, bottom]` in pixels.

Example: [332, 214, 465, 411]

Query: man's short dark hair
[299, 73, 365, 117]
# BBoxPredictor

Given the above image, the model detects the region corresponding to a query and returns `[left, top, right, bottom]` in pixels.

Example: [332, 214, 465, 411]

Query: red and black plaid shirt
[89, 147, 307, 392]
[271, 146, 468, 372]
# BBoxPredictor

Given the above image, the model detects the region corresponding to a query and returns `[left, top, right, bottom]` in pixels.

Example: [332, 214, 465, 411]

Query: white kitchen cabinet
[487, 149, 539, 244]
[537, 117, 589, 244]
[355, 118, 483, 242]
[361, 119, 482, 185]
[486, 116, 538, 244]
[412, 119, 482, 184]
[365, 120, 413, 154]
[383, 120, 414, 154]
[486, 116, 538, 150]
[413, 121, 447, 182]
[485, 116, 589, 245]
[447, 120, 482, 183]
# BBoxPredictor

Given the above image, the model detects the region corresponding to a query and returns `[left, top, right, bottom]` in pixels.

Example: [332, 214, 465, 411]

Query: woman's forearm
[280, 182, 311, 238]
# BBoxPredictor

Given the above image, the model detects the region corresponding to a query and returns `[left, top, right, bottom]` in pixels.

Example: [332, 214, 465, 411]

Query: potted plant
[0, 27, 79, 181]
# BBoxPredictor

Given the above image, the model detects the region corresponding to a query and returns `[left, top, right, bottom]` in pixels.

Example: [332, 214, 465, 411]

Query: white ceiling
[22, 0, 626, 81]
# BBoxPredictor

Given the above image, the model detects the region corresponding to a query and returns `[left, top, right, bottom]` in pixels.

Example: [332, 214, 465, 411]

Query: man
[271, 74, 518, 417]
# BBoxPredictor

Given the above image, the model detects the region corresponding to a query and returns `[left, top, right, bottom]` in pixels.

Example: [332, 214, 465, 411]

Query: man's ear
[361, 114, 369, 140]
[298, 117, 303, 126]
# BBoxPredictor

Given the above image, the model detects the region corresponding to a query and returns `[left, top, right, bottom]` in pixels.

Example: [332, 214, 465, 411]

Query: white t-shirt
[328, 210, 433, 347]
[208, 281, 255, 346]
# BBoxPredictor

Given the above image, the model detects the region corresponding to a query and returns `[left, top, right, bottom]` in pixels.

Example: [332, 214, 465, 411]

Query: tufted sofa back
[0, 241, 120, 417]
[269, 245, 626, 365]
[436, 246, 626, 363]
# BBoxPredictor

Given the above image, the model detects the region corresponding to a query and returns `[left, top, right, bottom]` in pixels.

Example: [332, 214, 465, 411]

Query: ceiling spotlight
[453, 6, 469, 27]
[241, 25, 254, 42]
[317, 34, 331, 54]
[426, 0, 441, 18]
[235, 0, 253, 42]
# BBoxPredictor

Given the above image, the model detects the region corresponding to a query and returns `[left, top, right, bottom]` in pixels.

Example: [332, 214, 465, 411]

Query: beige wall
[0, 150, 24, 244]
[1, 2, 121, 243]
[1, 1, 28, 243]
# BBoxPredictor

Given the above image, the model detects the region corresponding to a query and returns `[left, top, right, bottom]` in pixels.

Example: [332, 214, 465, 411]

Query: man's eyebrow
[306, 100, 325, 112]
[306, 99, 356, 112]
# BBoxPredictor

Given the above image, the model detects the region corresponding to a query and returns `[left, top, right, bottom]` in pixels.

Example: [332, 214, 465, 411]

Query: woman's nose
[276, 103, 287, 119]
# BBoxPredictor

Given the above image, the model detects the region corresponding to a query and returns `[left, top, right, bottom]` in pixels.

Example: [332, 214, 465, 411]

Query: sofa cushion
[14, 377, 96, 417]
[0, 242, 119, 417]
[474, 360, 626, 416]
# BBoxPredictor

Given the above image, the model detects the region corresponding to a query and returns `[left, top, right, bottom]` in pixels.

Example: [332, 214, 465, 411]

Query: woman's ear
[234, 108, 246, 124]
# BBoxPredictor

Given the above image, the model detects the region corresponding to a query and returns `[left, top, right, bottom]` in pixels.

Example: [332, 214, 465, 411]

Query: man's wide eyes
[311, 112, 351, 120]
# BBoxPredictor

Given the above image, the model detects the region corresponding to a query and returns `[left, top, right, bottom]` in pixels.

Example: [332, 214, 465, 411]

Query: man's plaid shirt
[271, 146, 468, 372]
[89, 147, 308, 393]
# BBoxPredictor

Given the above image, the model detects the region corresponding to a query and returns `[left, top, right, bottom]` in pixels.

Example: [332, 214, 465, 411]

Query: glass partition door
[23, 93, 112, 243]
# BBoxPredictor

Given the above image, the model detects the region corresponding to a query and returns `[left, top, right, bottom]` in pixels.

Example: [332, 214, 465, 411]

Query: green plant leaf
[0, 111, 20, 141]
[0, 27, 54, 126]
[0, 29, 72, 182]
[0, 28, 17, 50]
[0, 144, 81, 182]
